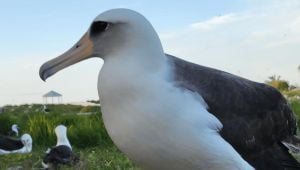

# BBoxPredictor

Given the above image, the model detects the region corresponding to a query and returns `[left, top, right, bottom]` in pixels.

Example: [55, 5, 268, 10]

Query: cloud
[161, 0, 300, 84]
[190, 13, 241, 30]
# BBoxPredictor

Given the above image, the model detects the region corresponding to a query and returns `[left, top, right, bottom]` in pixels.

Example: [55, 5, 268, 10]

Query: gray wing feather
[166, 54, 299, 169]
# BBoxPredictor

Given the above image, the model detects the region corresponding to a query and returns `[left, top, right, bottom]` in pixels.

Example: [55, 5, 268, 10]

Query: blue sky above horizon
[1, 0, 300, 105]
[0, 0, 247, 57]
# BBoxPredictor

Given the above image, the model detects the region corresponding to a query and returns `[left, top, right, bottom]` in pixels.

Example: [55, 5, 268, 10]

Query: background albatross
[0, 134, 32, 154]
[42, 125, 77, 169]
[40, 8, 300, 170]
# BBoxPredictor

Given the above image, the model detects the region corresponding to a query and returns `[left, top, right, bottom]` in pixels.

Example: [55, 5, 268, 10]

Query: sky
[0, 0, 300, 106]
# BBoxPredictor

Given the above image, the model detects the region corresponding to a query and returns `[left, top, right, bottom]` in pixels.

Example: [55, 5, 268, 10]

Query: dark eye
[90, 21, 109, 36]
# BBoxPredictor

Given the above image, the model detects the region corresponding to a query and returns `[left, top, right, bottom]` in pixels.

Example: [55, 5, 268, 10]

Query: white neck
[56, 134, 72, 150]
[12, 126, 19, 136]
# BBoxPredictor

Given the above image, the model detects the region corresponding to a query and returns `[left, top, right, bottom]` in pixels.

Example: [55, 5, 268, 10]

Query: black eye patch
[90, 21, 109, 36]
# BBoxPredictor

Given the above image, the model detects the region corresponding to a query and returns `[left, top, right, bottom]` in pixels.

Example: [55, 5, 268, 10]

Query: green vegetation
[0, 146, 138, 170]
[0, 104, 138, 169]
[290, 100, 300, 123]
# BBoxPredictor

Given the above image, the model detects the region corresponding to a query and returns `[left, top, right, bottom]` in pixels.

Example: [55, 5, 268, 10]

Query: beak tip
[40, 74, 48, 82]
[39, 65, 49, 82]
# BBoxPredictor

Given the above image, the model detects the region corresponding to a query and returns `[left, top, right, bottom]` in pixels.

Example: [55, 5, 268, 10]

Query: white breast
[98, 57, 253, 170]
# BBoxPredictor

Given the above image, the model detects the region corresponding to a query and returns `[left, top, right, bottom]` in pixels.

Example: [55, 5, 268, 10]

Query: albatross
[39, 9, 300, 170]
[42, 125, 77, 169]
[0, 133, 32, 154]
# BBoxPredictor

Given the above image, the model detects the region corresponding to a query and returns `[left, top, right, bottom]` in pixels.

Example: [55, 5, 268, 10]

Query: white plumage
[95, 10, 253, 170]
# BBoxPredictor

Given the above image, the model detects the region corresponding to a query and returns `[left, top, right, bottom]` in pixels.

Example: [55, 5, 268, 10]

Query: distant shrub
[80, 106, 100, 113]
[45, 104, 83, 114]
[86, 100, 100, 104]
[265, 75, 289, 91]
[277, 81, 289, 91]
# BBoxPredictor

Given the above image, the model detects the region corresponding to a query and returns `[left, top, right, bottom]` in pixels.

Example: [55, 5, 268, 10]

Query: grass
[0, 104, 138, 169]
[290, 100, 300, 116]
[289, 99, 300, 133]
[0, 146, 138, 170]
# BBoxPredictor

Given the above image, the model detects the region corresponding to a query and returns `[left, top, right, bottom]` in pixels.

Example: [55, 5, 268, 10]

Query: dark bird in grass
[40, 8, 300, 170]
[42, 125, 78, 169]
[0, 133, 32, 154]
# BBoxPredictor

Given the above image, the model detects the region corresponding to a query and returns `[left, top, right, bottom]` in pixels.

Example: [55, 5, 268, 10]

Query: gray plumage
[168, 54, 299, 170]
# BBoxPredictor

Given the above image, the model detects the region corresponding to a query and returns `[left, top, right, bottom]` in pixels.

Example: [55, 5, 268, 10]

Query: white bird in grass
[40, 9, 300, 170]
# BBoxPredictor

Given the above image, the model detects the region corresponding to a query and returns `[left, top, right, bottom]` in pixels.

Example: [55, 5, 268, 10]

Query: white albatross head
[55, 125, 72, 150]
[20, 133, 32, 153]
[39, 8, 164, 81]
[11, 124, 19, 136]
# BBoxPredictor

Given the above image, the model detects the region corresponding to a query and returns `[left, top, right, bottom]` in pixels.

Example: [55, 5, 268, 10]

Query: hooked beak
[39, 32, 93, 81]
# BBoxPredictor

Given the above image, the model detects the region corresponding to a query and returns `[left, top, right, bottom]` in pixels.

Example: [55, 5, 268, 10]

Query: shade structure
[43, 91, 62, 104]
